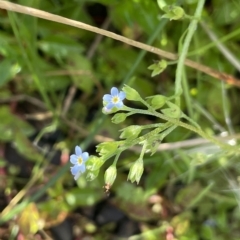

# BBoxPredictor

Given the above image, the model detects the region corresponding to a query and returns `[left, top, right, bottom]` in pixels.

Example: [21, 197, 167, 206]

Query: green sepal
[85, 168, 100, 181]
[120, 125, 142, 140]
[96, 141, 119, 157]
[148, 60, 167, 77]
[122, 85, 142, 101]
[146, 141, 160, 156]
[111, 113, 127, 124]
[86, 156, 105, 171]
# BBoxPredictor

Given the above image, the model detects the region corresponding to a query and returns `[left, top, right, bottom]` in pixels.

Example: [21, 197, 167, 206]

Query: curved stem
[139, 142, 147, 160]
[175, 0, 205, 106]
[113, 152, 121, 166]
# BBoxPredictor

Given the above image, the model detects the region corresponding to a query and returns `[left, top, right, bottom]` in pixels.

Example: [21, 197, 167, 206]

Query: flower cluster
[69, 87, 125, 180]
[70, 146, 89, 181]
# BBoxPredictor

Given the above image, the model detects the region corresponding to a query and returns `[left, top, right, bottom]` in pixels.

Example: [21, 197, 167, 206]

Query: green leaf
[14, 132, 43, 162]
[66, 54, 94, 94]
[0, 106, 35, 141]
[38, 35, 85, 60]
[0, 60, 20, 87]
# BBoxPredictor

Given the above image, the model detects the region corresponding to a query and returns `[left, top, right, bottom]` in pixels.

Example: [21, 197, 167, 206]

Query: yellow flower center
[112, 96, 119, 103]
[77, 157, 83, 165]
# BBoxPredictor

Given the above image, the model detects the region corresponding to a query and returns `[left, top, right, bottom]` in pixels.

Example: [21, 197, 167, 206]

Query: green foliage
[1, 0, 240, 239]
[0, 60, 20, 87]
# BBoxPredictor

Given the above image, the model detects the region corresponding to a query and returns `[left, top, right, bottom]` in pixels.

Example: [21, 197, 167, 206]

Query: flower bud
[122, 85, 142, 101]
[128, 160, 144, 184]
[150, 95, 166, 109]
[111, 113, 127, 124]
[104, 165, 117, 186]
[96, 142, 119, 156]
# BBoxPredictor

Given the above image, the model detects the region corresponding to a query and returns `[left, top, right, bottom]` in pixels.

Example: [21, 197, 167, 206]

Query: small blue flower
[103, 87, 126, 110]
[70, 146, 89, 181]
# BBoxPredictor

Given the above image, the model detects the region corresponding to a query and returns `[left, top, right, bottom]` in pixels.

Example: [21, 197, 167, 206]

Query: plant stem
[129, 108, 239, 153]
[175, 0, 205, 106]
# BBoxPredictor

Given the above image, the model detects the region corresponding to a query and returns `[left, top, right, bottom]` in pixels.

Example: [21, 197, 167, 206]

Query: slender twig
[0, 1, 240, 87]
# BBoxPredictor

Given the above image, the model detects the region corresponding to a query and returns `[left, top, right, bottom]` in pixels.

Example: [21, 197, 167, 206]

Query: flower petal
[111, 87, 118, 96]
[70, 165, 81, 175]
[75, 146, 82, 156]
[106, 102, 114, 110]
[103, 94, 112, 102]
[116, 101, 123, 108]
[82, 152, 89, 162]
[79, 164, 86, 173]
[70, 155, 78, 164]
[119, 91, 126, 100]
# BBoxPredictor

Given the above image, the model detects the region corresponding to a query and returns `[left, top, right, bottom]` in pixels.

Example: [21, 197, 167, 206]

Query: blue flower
[70, 146, 89, 181]
[103, 87, 126, 110]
